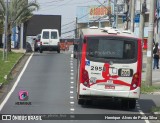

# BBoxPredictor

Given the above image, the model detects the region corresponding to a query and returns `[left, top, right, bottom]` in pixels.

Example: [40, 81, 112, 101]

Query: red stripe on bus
[79, 38, 87, 83]
[137, 38, 142, 87]
[95, 63, 130, 86]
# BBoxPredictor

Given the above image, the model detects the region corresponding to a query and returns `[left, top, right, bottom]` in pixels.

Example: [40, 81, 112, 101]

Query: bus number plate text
[121, 69, 130, 77]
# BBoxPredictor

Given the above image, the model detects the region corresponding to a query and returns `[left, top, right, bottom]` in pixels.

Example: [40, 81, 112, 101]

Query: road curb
[0, 53, 26, 89]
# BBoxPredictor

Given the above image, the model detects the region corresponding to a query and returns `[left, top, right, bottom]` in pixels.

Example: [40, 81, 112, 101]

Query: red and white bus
[76, 27, 142, 109]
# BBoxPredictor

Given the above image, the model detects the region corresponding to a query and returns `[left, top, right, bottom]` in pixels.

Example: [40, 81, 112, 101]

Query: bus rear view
[76, 28, 142, 109]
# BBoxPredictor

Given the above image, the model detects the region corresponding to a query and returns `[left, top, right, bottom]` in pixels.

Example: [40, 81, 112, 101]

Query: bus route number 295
[91, 66, 105, 71]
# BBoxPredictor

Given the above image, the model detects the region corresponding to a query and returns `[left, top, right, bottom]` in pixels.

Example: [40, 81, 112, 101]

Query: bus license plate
[121, 69, 130, 77]
[105, 85, 115, 89]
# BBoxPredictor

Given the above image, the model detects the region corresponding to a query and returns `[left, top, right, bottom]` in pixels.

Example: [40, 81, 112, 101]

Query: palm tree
[0, 0, 39, 51]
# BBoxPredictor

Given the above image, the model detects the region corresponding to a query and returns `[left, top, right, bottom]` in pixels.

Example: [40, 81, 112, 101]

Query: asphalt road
[0, 49, 159, 123]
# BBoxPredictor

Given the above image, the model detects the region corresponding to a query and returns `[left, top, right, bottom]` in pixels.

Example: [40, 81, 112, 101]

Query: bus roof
[42, 29, 58, 31]
[81, 27, 138, 39]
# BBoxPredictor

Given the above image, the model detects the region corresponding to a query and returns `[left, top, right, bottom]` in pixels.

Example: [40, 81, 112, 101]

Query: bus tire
[78, 99, 85, 105]
[85, 100, 92, 105]
[128, 99, 136, 109]
[121, 99, 136, 109]
[40, 49, 43, 53]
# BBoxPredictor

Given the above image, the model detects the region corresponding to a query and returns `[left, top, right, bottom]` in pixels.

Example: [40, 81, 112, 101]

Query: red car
[34, 34, 41, 52]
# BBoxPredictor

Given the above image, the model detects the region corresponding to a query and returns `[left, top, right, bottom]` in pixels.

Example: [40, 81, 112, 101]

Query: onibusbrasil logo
[18, 90, 29, 101]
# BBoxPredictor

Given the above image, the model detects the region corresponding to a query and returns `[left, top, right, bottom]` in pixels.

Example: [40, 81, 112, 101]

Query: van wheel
[78, 99, 85, 105]
[40, 49, 43, 53]
[57, 49, 60, 53]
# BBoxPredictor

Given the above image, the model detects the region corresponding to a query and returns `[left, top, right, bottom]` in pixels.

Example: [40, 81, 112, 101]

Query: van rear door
[42, 31, 49, 45]
[50, 31, 59, 46]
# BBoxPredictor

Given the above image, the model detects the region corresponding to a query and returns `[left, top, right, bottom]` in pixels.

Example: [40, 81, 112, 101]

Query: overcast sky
[31, 0, 104, 38]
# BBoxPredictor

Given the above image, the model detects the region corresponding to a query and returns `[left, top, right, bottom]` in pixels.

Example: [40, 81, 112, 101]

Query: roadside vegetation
[141, 81, 160, 94]
[0, 51, 23, 84]
[0, 0, 39, 52]
[151, 106, 160, 113]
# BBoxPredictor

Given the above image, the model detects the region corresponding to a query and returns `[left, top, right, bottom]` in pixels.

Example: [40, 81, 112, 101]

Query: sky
[30, 0, 105, 38]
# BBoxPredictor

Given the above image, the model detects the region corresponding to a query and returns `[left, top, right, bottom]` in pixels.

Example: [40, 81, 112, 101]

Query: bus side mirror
[83, 39, 86, 43]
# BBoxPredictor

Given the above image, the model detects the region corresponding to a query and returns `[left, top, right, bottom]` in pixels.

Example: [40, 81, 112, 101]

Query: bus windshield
[86, 37, 137, 62]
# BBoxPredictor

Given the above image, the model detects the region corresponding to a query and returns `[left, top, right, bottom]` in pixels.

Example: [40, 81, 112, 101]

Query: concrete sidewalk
[142, 51, 160, 85]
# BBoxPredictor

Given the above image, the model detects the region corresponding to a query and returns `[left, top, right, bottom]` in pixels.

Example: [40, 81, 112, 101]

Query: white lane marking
[71, 69, 74, 72]
[0, 53, 33, 111]
[72, 51, 74, 53]
[70, 102, 74, 104]
[70, 77, 74, 80]
[137, 102, 150, 123]
[70, 108, 75, 111]
[138, 111, 150, 123]
[70, 63, 73, 66]
[70, 86, 74, 89]
[70, 96, 74, 99]
[71, 73, 74, 76]
[70, 81, 74, 84]
[137, 106, 140, 109]
[71, 54, 74, 58]
[137, 104, 140, 107]
[70, 91, 74, 94]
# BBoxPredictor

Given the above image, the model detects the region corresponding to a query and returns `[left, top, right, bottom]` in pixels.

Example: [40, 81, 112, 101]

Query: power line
[39, 0, 94, 6]
[38, 0, 65, 5]
[40, 0, 74, 11]
[62, 3, 104, 28]
[95, 0, 111, 14]
[61, 1, 112, 35]
[61, 12, 112, 35]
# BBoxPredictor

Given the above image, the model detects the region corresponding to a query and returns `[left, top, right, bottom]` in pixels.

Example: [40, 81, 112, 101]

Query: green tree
[0, 0, 39, 51]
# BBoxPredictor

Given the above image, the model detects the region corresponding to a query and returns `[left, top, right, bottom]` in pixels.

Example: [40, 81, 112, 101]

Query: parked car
[26, 37, 35, 52]
[34, 34, 41, 52]
[39, 29, 60, 53]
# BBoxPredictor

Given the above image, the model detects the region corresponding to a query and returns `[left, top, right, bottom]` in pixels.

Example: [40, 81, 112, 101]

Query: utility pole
[75, 17, 78, 38]
[145, 0, 155, 86]
[3, 0, 8, 61]
[114, 0, 118, 28]
[139, 0, 146, 44]
[20, 23, 24, 50]
[5, 0, 8, 60]
[130, 0, 135, 32]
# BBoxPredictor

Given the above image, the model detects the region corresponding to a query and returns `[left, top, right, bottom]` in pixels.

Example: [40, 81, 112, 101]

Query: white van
[40, 29, 60, 53]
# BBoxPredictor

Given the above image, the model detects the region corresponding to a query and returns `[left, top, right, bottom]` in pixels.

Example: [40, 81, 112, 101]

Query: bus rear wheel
[128, 99, 136, 109]
[121, 99, 136, 109]
[78, 99, 85, 105]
